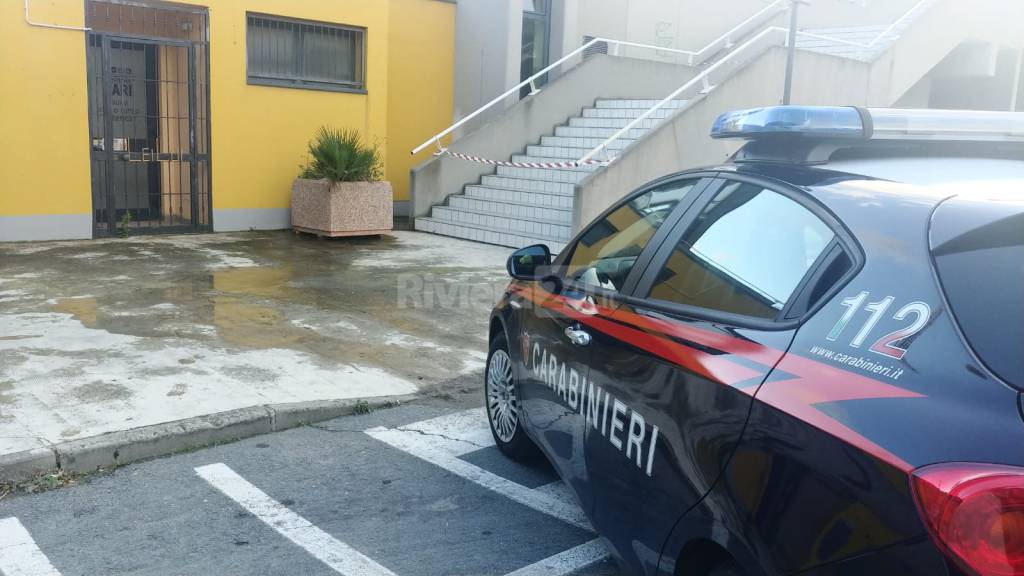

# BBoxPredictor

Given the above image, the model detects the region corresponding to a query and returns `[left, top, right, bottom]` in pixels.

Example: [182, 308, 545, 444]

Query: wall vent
[583, 36, 608, 59]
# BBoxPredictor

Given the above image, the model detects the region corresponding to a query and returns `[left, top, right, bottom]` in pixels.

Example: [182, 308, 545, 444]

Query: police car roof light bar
[711, 106, 865, 140]
[711, 106, 1024, 142]
[869, 108, 1024, 141]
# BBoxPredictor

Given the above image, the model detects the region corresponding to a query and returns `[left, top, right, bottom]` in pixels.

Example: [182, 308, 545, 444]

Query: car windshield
[565, 179, 698, 292]
[930, 192, 1024, 389]
[569, 206, 672, 291]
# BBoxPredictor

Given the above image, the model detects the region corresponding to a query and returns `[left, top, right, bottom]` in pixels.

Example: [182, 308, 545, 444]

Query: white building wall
[453, 0, 924, 128]
[574, 0, 920, 59]
[453, 0, 523, 132]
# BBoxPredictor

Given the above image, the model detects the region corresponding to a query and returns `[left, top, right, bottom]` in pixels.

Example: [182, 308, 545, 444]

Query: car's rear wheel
[486, 332, 537, 460]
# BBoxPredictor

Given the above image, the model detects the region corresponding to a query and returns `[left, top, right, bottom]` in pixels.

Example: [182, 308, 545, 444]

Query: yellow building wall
[386, 0, 456, 202]
[200, 0, 390, 211]
[0, 1, 91, 217]
[1, 0, 455, 225]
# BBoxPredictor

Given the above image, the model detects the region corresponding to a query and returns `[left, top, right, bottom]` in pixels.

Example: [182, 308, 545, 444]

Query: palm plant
[300, 127, 382, 183]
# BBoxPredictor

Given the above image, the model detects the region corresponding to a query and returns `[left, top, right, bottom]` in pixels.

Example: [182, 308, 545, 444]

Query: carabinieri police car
[485, 106, 1024, 576]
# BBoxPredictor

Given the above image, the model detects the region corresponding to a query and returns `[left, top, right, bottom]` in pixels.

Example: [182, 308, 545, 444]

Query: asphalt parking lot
[0, 391, 620, 576]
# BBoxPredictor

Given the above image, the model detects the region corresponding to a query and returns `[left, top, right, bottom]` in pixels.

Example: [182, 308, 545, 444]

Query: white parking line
[395, 408, 496, 455]
[532, 479, 576, 503]
[503, 538, 609, 576]
[0, 517, 63, 576]
[366, 424, 591, 530]
[365, 408, 596, 533]
[366, 410, 613, 574]
[195, 463, 396, 576]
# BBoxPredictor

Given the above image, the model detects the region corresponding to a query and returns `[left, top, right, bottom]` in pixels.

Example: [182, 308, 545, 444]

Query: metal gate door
[85, 1, 210, 236]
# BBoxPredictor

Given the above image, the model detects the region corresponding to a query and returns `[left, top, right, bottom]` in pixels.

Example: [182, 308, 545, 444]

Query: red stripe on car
[508, 283, 924, 471]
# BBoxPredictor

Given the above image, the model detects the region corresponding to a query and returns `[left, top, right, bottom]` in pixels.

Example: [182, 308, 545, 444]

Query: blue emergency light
[711, 106, 865, 139]
[711, 106, 1024, 142]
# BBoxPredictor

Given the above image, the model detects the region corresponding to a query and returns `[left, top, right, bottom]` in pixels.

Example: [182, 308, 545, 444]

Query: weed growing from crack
[352, 399, 403, 415]
[1, 468, 94, 500]
[118, 211, 133, 238]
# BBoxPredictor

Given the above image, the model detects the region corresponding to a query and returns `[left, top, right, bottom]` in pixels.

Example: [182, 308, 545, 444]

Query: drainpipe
[24, 0, 91, 32]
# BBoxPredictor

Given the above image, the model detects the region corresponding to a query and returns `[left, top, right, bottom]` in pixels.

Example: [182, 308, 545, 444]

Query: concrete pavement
[0, 392, 621, 576]
[0, 231, 512, 478]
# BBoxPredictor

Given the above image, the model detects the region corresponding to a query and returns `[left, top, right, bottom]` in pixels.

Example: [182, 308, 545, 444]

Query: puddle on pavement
[212, 265, 295, 298]
[212, 296, 305, 348]
[7, 231, 501, 387]
[51, 297, 99, 327]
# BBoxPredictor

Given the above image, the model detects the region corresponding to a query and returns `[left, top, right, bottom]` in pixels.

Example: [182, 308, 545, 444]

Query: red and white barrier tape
[434, 148, 609, 169]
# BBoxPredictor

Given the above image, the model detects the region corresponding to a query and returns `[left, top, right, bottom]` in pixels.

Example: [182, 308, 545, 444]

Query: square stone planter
[291, 178, 393, 237]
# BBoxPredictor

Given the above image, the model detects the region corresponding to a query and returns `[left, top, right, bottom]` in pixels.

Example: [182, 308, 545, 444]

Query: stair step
[496, 165, 590, 183]
[479, 175, 575, 195]
[415, 217, 567, 253]
[466, 185, 574, 209]
[448, 195, 572, 224]
[801, 25, 888, 36]
[796, 43, 881, 61]
[568, 116, 662, 129]
[796, 17, 923, 61]
[415, 97, 686, 250]
[795, 0, 933, 61]
[581, 106, 677, 119]
[539, 135, 634, 150]
[431, 206, 572, 241]
[554, 125, 651, 139]
[525, 145, 595, 159]
[797, 34, 879, 46]
[510, 155, 600, 171]
[595, 99, 686, 109]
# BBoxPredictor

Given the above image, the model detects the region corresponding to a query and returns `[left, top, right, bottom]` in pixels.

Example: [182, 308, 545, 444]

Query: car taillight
[912, 463, 1024, 576]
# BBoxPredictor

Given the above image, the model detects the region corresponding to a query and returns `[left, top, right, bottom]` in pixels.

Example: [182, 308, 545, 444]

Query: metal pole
[1010, 48, 1023, 112]
[782, 0, 801, 105]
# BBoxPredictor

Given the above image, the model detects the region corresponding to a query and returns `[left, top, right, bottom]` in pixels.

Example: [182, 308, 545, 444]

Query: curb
[0, 447, 57, 484]
[0, 395, 418, 484]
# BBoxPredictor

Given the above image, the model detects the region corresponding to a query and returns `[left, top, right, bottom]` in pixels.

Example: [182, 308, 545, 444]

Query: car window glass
[648, 181, 835, 319]
[565, 179, 698, 292]
[931, 198, 1024, 388]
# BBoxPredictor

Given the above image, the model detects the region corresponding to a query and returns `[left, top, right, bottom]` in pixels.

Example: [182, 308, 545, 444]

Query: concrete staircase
[796, 25, 902, 61]
[795, 1, 935, 61]
[414, 99, 686, 252]
[413, 0, 967, 251]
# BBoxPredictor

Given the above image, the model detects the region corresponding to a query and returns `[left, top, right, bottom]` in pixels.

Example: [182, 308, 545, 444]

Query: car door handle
[564, 325, 591, 346]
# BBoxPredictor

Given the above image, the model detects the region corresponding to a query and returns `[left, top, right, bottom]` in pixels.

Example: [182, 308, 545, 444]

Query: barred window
[246, 14, 365, 93]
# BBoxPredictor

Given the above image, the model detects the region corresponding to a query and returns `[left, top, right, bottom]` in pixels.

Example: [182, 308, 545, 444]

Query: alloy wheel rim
[486, 349, 518, 443]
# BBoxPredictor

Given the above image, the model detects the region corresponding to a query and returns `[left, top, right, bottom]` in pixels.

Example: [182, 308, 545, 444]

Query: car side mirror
[507, 244, 553, 281]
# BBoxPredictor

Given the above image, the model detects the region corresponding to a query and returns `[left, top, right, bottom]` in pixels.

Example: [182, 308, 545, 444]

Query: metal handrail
[861, 0, 930, 48]
[599, 0, 788, 67]
[577, 26, 788, 163]
[410, 36, 593, 155]
[410, 0, 788, 156]
[577, 0, 934, 164]
[412, 38, 708, 156]
[684, 0, 787, 65]
[793, 0, 930, 50]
